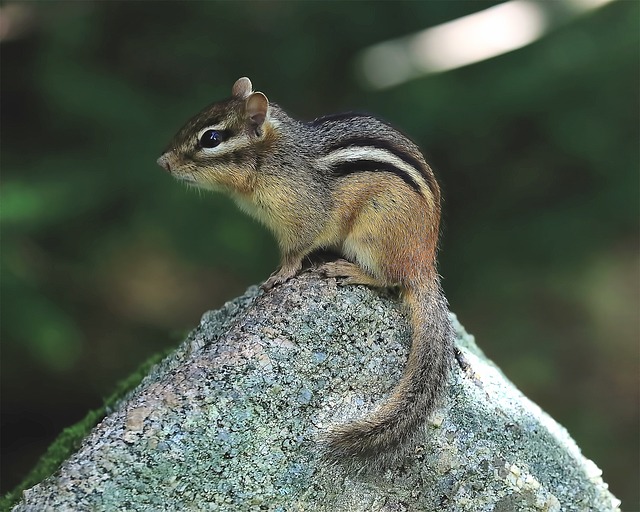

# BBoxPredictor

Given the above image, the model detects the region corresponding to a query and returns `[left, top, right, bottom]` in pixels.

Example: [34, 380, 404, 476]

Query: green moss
[0, 349, 172, 512]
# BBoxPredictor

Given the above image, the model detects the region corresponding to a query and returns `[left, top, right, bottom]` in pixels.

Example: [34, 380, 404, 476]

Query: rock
[13, 272, 621, 511]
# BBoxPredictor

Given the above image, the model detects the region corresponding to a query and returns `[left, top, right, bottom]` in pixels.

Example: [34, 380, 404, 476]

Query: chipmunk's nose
[157, 153, 172, 172]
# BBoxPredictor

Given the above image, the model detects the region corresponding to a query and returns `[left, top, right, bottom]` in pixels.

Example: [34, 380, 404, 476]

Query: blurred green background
[1, 0, 638, 507]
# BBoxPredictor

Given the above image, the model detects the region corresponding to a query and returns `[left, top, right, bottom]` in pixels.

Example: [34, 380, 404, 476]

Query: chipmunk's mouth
[157, 154, 198, 184]
[176, 173, 216, 192]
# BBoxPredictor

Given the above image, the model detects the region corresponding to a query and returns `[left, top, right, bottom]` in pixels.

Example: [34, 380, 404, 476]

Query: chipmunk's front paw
[261, 264, 301, 291]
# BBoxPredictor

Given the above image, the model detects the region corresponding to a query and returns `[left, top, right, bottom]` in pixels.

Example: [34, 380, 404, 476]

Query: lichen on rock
[14, 272, 621, 511]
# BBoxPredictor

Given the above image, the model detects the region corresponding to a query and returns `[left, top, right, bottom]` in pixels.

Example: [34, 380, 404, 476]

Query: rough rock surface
[15, 272, 620, 511]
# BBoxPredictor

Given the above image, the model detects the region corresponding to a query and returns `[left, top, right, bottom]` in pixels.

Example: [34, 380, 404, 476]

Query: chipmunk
[157, 77, 454, 465]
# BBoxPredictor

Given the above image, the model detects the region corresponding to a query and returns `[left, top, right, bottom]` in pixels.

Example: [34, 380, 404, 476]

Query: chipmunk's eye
[200, 129, 224, 149]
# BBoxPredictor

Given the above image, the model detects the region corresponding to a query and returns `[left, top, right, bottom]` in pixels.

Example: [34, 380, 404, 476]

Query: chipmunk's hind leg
[321, 259, 386, 288]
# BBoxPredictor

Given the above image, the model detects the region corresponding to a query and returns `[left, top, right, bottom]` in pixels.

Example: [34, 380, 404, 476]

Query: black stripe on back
[330, 159, 422, 195]
[329, 136, 438, 199]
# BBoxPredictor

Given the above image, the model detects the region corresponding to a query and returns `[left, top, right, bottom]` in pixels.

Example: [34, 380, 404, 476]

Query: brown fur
[158, 78, 454, 468]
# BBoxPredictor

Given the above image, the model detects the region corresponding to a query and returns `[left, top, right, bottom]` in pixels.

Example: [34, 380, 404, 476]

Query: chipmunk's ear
[245, 92, 269, 127]
[232, 77, 253, 99]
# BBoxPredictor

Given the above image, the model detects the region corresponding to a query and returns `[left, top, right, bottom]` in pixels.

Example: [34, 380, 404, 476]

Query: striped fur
[158, 78, 453, 469]
[328, 158, 423, 195]
[326, 135, 438, 199]
[316, 144, 428, 197]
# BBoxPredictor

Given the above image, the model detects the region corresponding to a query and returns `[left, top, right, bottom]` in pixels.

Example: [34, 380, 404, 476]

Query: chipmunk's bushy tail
[322, 281, 454, 466]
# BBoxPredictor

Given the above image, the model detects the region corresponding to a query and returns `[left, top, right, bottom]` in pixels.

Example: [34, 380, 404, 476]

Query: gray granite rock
[14, 272, 620, 511]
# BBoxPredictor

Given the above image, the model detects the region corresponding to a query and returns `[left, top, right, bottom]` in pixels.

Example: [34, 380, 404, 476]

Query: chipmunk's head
[157, 77, 275, 195]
